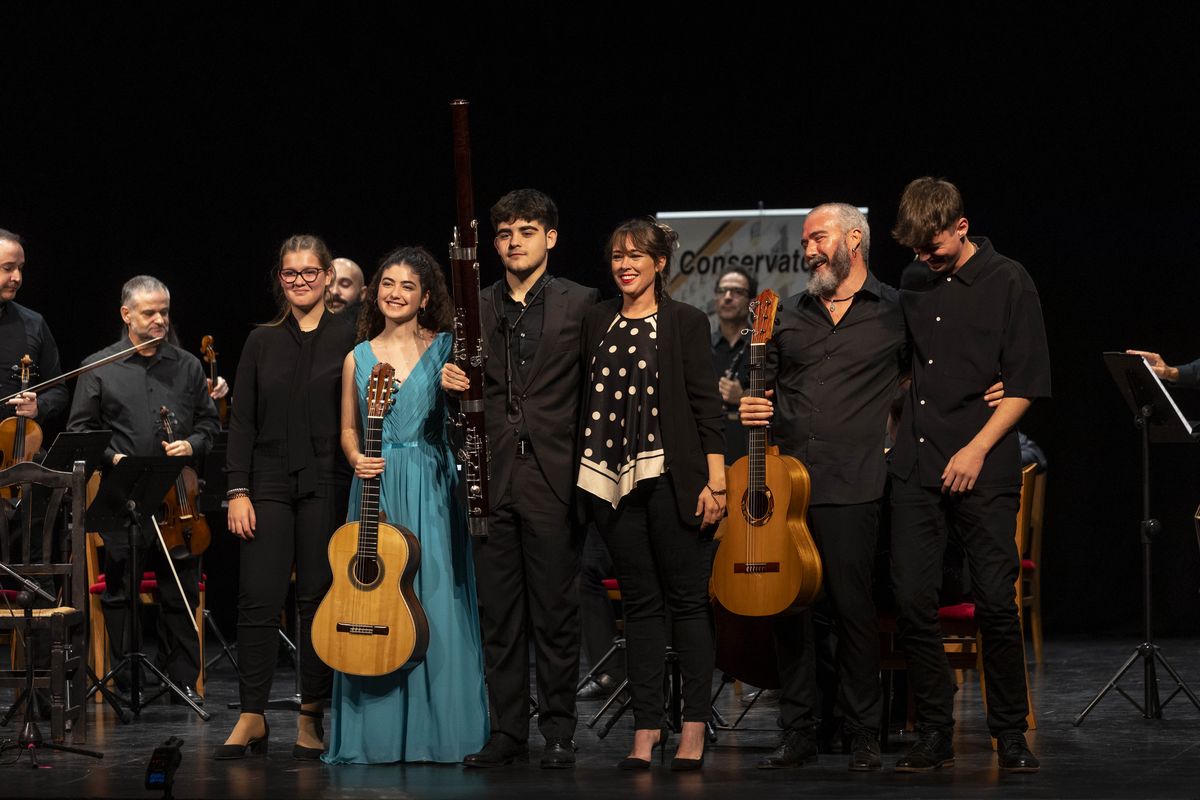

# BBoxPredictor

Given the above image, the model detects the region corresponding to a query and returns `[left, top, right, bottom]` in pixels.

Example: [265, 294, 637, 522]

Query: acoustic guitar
[711, 288, 823, 617]
[312, 362, 429, 676]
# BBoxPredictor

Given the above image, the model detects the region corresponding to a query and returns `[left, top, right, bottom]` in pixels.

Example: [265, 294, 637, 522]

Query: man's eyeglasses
[279, 268, 325, 285]
[714, 286, 750, 298]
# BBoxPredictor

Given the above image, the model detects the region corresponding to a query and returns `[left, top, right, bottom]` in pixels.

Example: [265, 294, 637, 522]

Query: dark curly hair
[356, 245, 454, 342]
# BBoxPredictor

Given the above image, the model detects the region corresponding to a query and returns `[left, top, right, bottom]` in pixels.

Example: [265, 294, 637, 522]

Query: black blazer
[480, 276, 600, 509]
[578, 296, 724, 524]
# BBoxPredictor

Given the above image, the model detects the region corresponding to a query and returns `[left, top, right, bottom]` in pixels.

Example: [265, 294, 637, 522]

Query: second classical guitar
[312, 362, 429, 676]
[711, 289, 823, 617]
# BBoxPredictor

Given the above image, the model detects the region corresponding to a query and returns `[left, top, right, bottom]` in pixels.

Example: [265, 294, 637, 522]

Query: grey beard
[805, 244, 852, 299]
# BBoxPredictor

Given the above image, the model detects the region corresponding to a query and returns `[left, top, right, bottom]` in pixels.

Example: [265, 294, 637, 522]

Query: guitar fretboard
[356, 412, 385, 560]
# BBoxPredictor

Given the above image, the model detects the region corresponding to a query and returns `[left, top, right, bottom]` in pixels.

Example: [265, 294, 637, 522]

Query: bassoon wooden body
[449, 99, 490, 540]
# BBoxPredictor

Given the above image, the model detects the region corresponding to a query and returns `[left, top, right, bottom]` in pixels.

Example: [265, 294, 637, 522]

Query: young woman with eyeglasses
[216, 234, 356, 760]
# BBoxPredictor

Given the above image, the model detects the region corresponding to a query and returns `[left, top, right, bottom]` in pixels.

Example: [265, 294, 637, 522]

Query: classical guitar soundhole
[741, 489, 774, 526]
[349, 555, 384, 589]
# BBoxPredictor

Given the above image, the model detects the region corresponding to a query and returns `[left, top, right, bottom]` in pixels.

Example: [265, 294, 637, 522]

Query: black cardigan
[578, 296, 724, 524]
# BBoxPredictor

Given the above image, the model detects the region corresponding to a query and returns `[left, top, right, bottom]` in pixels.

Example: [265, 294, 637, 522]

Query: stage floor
[2, 637, 1199, 799]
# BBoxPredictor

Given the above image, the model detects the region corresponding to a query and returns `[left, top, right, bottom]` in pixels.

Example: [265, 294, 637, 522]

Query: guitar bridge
[335, 623, 390, 636]
[733, 562, 780, 574]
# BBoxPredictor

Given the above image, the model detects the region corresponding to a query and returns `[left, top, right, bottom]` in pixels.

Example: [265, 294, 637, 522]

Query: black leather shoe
[541, 738, 577, 769]
[170, 685, 205, 706]
[894, 728, 954, 772]
[577, 674, 619, 700]
[463, 733, 529, 768]
[293, 708, 325, 760]
[757, 728, 818, 769]
[848, 731, 882, 771]
[997, 732, 1040, 773]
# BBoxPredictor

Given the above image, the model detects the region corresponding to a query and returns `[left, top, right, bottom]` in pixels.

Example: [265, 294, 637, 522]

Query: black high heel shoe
[293, 707, 325, 760]
[671, 728, 706, 771]
[214, 713, 270, 760]
[617, 727, 670, 770]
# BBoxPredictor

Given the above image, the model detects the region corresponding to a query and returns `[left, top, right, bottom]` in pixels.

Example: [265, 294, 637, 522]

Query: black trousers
[580, 525, 625, 683]
[890, 471, 1028, 736]
[100, 528, 201, 687]
[590, 476, 714, 729]
[775, 501, 882, 736]
[236, 475, 347, 712]
[474, 452, 582, 743]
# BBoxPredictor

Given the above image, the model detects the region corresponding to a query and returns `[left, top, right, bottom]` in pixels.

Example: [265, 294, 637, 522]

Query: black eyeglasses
[715, 286, 750, 298]
[279, 268, 325, 285]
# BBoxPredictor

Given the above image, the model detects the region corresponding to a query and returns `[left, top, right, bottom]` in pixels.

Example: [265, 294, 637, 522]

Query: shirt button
[519, 333, 525, 338]
[919, 437, 925, 443]
[809, 434, 817, 440]
[927, 359, 934, 365]
[936, 316, 942, 322]
[946, 277, 952, 282]
[919, 399, 926, 405]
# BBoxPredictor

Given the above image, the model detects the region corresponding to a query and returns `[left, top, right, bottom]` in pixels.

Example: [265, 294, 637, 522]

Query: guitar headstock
[749, 289, 780, 344]
[366, 362, 398, 419]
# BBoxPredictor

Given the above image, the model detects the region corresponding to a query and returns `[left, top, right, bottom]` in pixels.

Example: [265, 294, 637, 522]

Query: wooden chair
[879, 463, 1039, 741]
[1020, 469, 1046, 665]
[84, 531, 206, 700]
[0, 461, 89, 744]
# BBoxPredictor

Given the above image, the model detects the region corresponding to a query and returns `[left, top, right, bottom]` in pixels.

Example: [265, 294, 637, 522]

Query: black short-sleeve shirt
[889, 237, 1052, 488]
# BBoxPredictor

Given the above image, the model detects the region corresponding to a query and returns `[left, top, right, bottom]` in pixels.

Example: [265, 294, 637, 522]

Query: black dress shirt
[764, 273, 908, 505]
[0, 301, 68, 423]
[889, 237, 1052, 488]
[712, 329, 751, 463]
[67, 337, 220, 468]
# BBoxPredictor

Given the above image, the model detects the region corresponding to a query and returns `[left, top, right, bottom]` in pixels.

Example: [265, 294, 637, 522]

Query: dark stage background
[4, 7, 1199, 637]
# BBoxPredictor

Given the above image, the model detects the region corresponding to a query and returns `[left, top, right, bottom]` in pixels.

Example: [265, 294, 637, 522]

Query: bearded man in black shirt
[887, 177, 1050, 774]
[68, 275, 220, 705]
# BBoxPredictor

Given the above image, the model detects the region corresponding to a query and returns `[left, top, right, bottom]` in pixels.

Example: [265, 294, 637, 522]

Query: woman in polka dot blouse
[576, 217, 726, 770]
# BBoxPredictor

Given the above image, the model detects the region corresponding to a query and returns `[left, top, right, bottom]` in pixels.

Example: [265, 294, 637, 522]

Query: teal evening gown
[323, 334, 489, 764]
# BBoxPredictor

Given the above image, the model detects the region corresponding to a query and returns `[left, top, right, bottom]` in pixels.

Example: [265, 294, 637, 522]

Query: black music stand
[42, 431, 112, 475]
[1074, 353, 1200, 725]
[85, 456, 210, 721]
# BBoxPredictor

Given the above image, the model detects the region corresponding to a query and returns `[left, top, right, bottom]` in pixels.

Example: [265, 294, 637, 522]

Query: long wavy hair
[356, 245, 454, 342]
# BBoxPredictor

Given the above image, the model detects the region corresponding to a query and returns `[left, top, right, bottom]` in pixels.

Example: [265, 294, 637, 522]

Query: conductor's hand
[739, 390, 774, 427]
[1126, 350, 1176, 381]
[162, 439, 193, 458]
[442, 362, 469, 394]
[984, 379, 1005, 408]
[353, 454, 386, 479]
[228, 496, 256, 540]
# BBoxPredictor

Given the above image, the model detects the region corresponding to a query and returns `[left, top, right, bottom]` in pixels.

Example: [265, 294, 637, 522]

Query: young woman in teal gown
[323, 245, 489, 764]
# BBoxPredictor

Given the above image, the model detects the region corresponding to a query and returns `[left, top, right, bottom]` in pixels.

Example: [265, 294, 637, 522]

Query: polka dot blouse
[576, 313, 664, 507]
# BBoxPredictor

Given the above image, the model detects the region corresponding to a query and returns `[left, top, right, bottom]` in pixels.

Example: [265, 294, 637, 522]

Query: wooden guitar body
[158, 465, 211, 558]
[312, 518, 429, 676]
[712, 447, 822, 617]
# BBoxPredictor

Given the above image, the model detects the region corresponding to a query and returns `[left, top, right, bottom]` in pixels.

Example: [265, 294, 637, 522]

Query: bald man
[326, 257, 365, 317]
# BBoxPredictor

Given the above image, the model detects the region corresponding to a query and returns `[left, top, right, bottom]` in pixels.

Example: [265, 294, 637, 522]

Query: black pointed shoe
[463, 733, 529, 768]
[214, 714, 270, 760]
[757, 727, 818, 769]
[997, 732, 1040, 773]
[894, 727, 954, 772]
[293, 708, 325, 760]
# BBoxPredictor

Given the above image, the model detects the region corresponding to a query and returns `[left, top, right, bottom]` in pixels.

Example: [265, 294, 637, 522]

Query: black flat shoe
[757, 728, 818, 769]
[894, 727, 954, 773]
[997, 733, 1040, 773]
[293, 707, 325, 760]
[541, 738, 577, 769]
[214, 714, 270, 760]
[463, 733, 529, 768]
[848, 732, 882, 772]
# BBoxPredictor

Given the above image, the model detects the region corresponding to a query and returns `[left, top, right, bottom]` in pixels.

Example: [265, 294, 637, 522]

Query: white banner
[657, 207, 868, 326]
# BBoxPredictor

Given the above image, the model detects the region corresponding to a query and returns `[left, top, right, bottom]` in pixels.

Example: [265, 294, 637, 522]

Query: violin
[200, 335, 229, 427]
[156, 406, 211, 558]
[0, 355, 44, 496]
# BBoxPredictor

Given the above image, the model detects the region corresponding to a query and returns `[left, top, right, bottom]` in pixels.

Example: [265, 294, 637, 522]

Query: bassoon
[449, 99, 489, 540]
